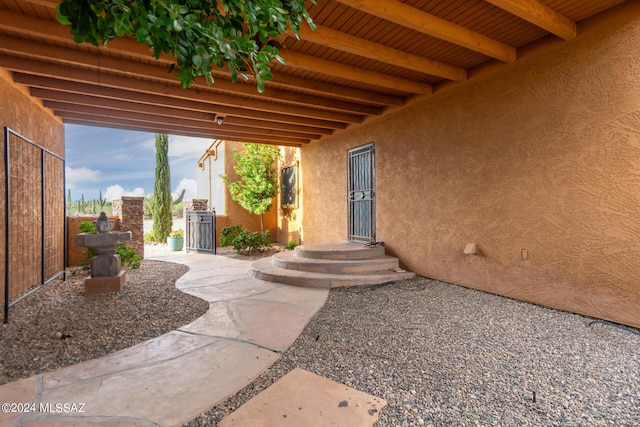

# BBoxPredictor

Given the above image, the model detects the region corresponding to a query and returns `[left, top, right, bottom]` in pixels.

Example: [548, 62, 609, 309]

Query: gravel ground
[186, 277, 640, 426]
[0, 260, 207, 385]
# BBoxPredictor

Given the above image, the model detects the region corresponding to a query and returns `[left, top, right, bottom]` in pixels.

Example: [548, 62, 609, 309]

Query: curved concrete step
[273, 250, 399, 274]
[294, 241, 385, 260]
[251, 257, 415, 289]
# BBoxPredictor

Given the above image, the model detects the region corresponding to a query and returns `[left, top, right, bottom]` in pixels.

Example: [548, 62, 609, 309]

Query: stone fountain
[74, 212, 132, 294]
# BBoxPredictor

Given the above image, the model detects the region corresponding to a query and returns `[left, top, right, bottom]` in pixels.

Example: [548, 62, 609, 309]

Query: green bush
[116, 244, 142, 269]
[220, 225, 271, 254]
[219, 225, 248, 252]
[79, 220, 96, 233]
[247, 230, 271, 253]
[284, 240, 298, 250]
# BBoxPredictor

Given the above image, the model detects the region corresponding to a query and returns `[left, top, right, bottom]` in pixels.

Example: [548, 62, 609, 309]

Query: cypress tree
[151, 133, 172, 242]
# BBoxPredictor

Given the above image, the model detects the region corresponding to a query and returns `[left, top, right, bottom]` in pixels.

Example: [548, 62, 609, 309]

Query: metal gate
[3, 127, 66, 323]
[348, 143, 375, 243]
[185, 210, 216, 254]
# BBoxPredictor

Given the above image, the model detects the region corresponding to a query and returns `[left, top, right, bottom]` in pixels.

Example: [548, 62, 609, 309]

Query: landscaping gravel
[0, 260, 208, 385]
[186, 277, 640, 426]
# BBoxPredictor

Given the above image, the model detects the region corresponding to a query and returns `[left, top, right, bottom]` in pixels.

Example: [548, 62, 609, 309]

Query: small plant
[284, 240, 298, 250]
[116, 244, 142, 269]
[79, 220, 97, 233]
[220, 225, 249, 253]
[220, 225, 271, 254]
[144, 232, 155, 243]
[169, 228, 184, 238]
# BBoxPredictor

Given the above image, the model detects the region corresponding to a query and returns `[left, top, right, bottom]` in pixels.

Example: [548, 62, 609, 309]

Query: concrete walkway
[0, 246, 329, 427]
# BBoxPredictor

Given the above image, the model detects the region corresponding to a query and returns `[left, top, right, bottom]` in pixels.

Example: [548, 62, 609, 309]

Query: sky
[65, 124, 213, 203]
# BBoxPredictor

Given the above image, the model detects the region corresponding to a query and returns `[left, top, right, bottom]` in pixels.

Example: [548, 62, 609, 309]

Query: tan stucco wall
[0, 69, 64, 156]
[301, 5, 640, 327]
[1, 69, 65, 307]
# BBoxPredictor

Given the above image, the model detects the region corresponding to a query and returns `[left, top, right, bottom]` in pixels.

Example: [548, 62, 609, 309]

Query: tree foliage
[56, 0, 316, 92]
[222, 143, 281, 231]
[151, 133, 173, 242]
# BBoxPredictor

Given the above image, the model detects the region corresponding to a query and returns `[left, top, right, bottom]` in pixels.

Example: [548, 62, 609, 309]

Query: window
[281, 163, 297, 207]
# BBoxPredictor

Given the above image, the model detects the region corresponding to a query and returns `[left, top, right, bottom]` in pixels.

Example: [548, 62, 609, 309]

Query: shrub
[247, 230, 271, 253]
[220, 225, 248, 252]
[116, 244, 142, 269]
[284, 240, 298, 250]
[79, 220, 96, 233]
[220, 225, 271, 254]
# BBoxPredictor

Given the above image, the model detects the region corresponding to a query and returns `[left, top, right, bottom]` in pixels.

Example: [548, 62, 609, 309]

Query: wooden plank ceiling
[0, 0, 627, 146]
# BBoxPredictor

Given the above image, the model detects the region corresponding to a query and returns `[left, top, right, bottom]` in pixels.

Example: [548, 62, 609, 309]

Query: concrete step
[273, 250, 400, 274]
[251, 257, 415, 289]
[294, 241, 385, 260]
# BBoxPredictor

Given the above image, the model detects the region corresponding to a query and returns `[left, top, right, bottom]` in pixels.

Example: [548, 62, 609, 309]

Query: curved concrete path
[0, 246, 329, 427]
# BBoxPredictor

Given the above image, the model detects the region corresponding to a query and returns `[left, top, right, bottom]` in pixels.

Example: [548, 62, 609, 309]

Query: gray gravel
[186, 277, 640, 426]
[0, 260, 208, 385]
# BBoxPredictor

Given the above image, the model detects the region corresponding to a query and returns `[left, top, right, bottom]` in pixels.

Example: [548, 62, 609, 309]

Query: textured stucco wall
[301, 5, 640, 327]
[1, 70, 65, 307]
[0, 70, 64, 156]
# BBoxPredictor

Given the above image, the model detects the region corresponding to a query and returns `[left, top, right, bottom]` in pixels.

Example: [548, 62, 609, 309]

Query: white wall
[196, 141, 226, 214]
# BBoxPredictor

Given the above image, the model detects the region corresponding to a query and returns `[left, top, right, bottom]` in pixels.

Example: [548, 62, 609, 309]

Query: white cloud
[103, 184, 146, 201]
[169, 136, 212, 160]
[173, 178, 197, 202]
[65, 166, 102, 189]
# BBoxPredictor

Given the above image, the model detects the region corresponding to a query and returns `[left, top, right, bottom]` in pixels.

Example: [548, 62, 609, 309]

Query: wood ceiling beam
[42, 100, 324, 141]
[0, 36, 380, 116]
[57, 110, 309, 145]
[334, 0, 516, 62]
[0, 56, 362, 125]
[0, 11, 404, 106]
[281, 50, 432, 95]
[297, 24, 467, 81]
[11, 73, 346, 131]
[227, 116, 332, 136]
[485, 0, 576, 40]
[267, 71, 404, 106]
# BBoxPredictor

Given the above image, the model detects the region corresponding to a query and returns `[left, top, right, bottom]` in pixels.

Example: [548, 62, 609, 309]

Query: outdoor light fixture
[463, 243, 478, 255]
[216, 115, 224, 125]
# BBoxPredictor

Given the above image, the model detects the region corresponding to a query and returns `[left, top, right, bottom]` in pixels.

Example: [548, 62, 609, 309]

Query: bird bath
[74, 212, 132, 294]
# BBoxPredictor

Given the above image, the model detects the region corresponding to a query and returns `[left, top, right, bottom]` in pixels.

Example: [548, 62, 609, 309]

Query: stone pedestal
[74, 226, 132, 295]
[91, 252, 121, 277]
[84, 272, 127, 294]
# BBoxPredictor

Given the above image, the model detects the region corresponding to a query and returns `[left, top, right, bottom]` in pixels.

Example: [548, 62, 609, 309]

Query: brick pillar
[184, 199, 209, 216]
[191, 199, 209, 211]
[113, 197, 145, 258]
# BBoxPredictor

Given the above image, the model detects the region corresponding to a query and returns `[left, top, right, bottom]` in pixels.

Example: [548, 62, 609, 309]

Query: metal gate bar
[185, 210, 216, 254]
[348, 143, 375, 243]
[3, 127, 66, 323]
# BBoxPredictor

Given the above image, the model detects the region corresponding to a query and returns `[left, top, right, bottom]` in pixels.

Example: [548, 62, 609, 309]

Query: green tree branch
[56, 0, 316, 92]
